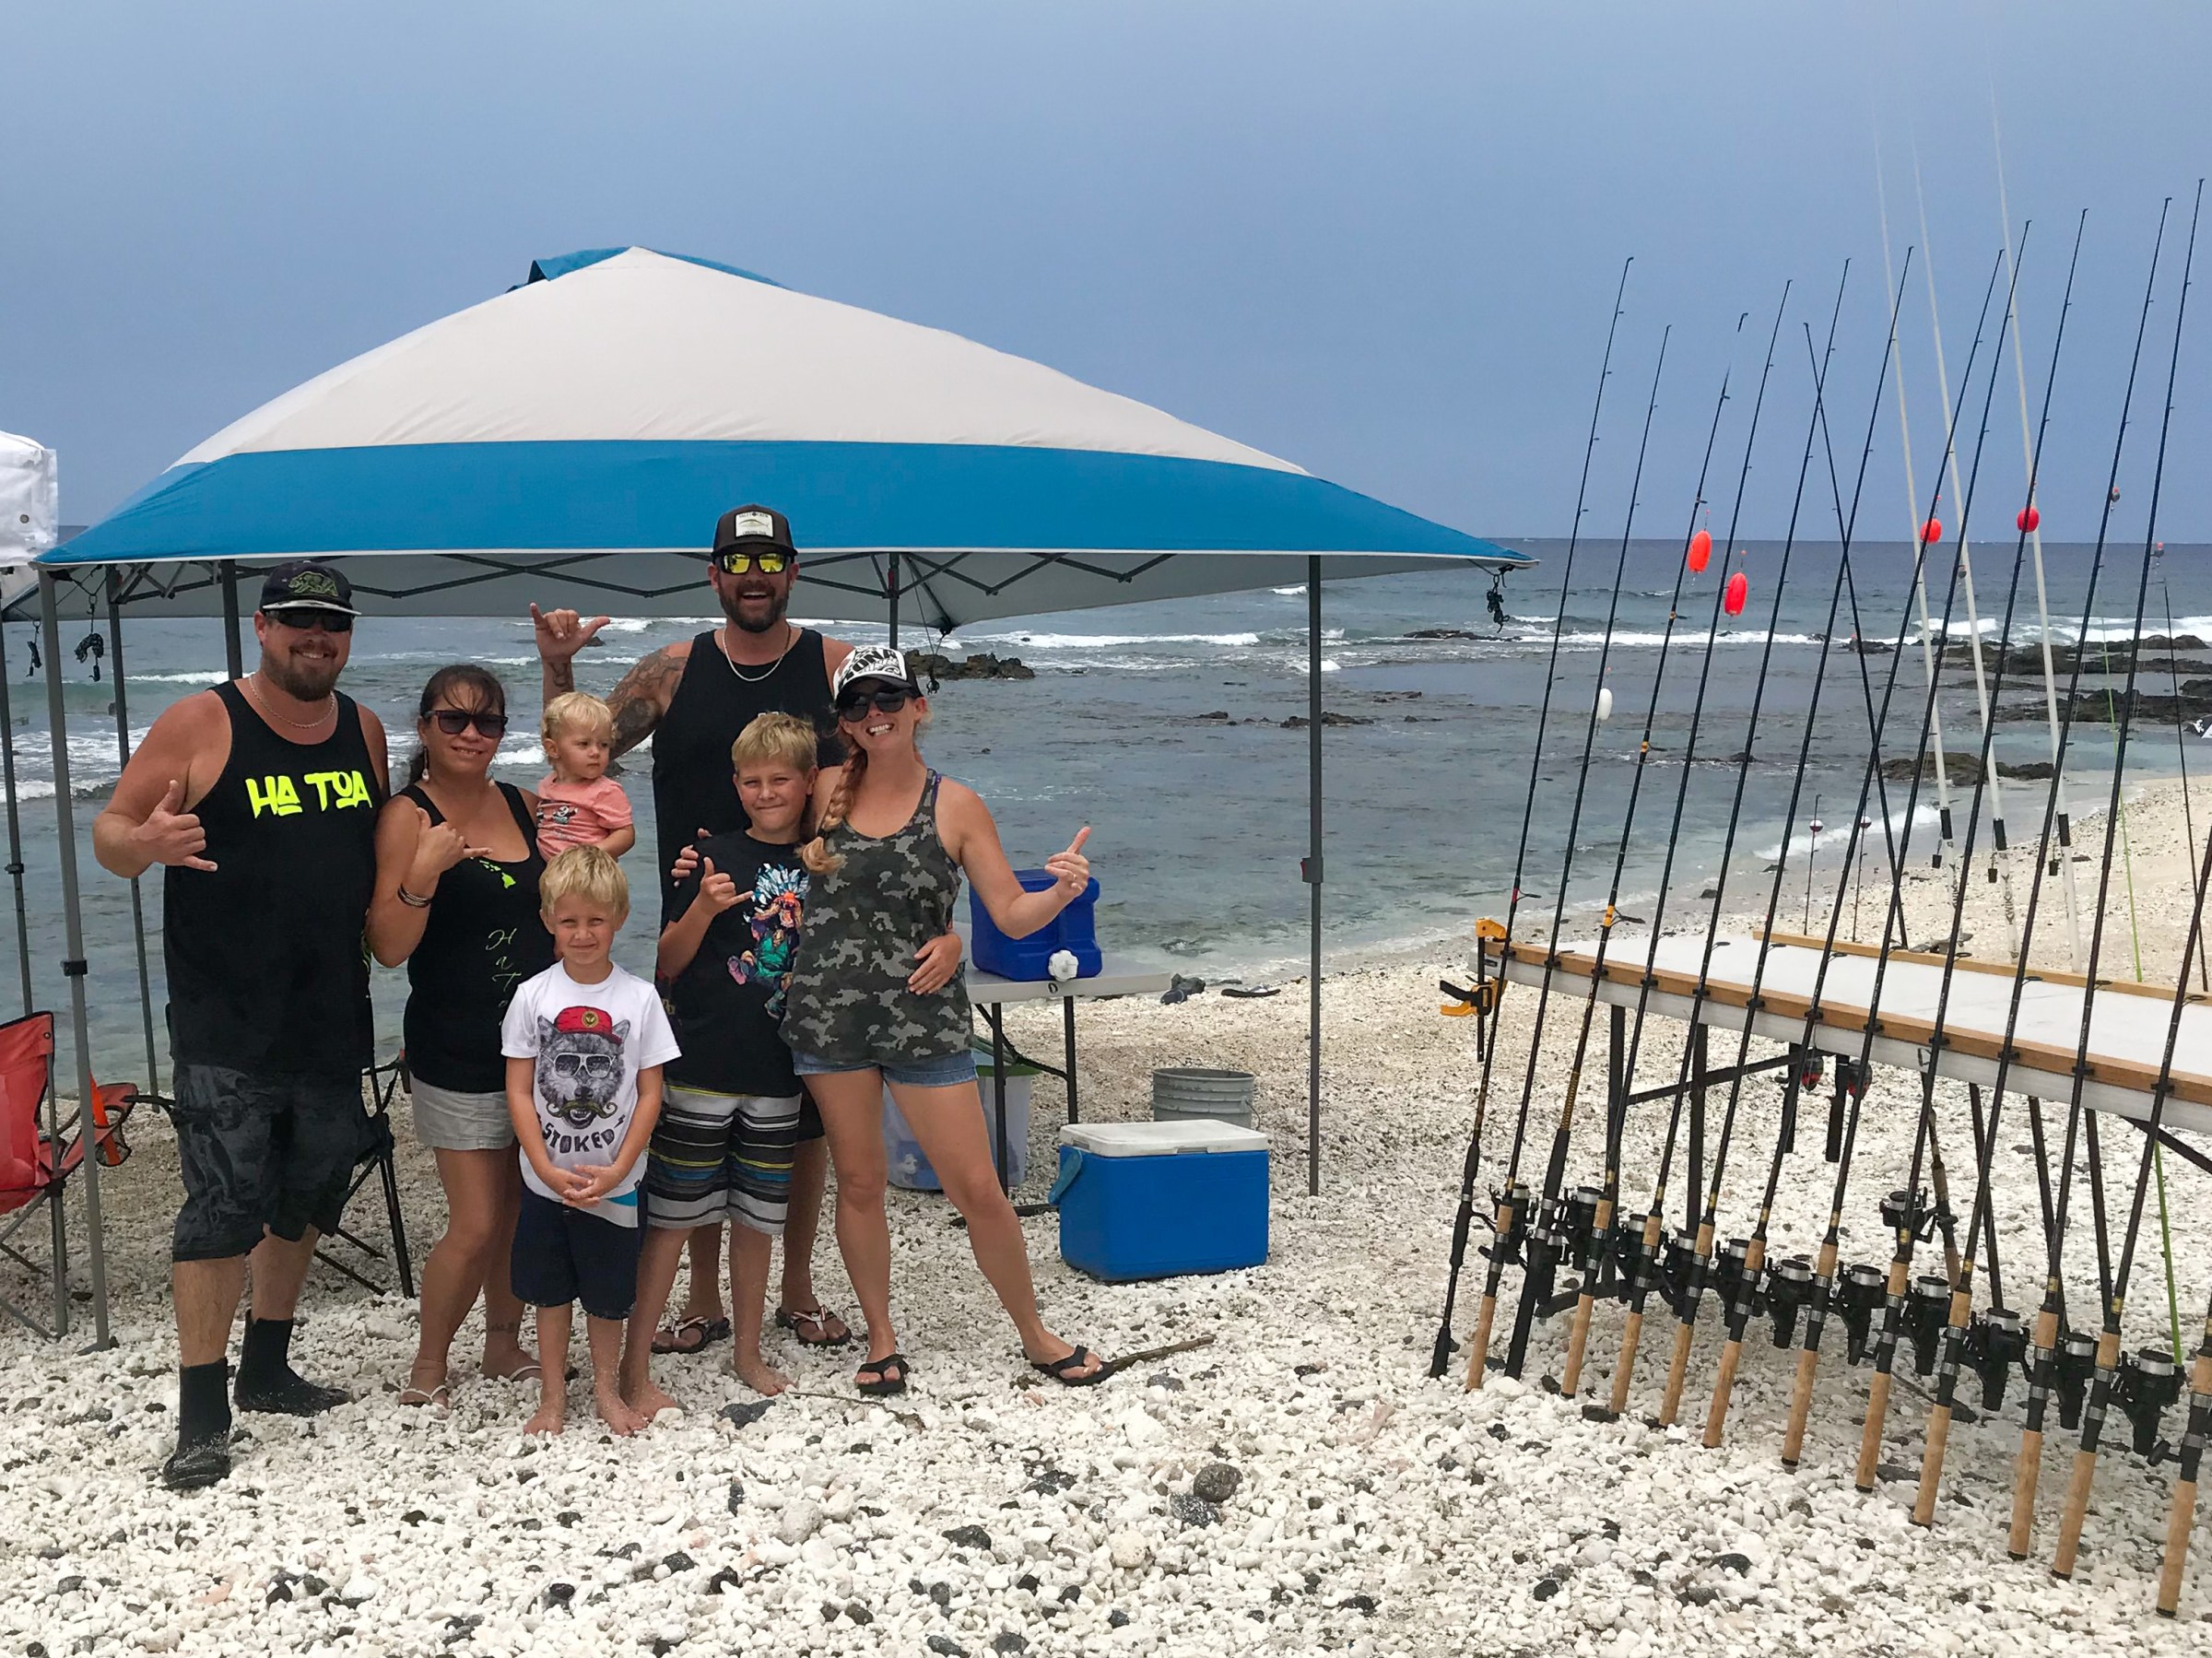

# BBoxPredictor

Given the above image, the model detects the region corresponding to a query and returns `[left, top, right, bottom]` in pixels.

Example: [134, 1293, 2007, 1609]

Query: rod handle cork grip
[2052, 1446, 2099, 1578]
[1609, 1307, 1645, 1417]
[2159, 1476, 2197, 1616]
[1465, 1292, 1498, 1391]
[2007, 1427, 2045, 1558]
[1854, 1368, 1894, 1491]
[1658, 1320, 1694, 1427]
[1703, 1336, 1744, 1449]
[1561, 1292, 1597, 1397]
[1912, 1405, 1952, 1526]
[1782, 1344, 1819, 1468]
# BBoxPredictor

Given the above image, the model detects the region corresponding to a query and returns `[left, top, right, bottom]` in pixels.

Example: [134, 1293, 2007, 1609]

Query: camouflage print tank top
[780, 770, 972, 1065]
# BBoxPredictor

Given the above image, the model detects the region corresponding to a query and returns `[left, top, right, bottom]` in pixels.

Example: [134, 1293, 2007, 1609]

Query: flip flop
[653, 1315, 730, 1356]
[775, 1304, 854, 1348]
[855, 1353, 912, 1397]
[397, 1383, 452, 1411]
[1030, 1346, 1109, 1387]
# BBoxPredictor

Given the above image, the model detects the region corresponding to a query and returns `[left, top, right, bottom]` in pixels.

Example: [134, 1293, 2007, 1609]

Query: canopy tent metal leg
[0, 614, 31, 1014]
[1305, 558, 1323, 1195]
[219, 559, 244, 678]
[886, 551, 901, 649]
[39, 570, 111, 1347]
[107, 571, 159, 1095]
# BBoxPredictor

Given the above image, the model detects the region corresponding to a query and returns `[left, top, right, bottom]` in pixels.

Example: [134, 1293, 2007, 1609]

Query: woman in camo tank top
[781, 646, 1109, 1394]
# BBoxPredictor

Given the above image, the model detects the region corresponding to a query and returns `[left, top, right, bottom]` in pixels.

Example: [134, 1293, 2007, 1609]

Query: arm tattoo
[547, 657, 576, 695]
[607, 645, 684, 758]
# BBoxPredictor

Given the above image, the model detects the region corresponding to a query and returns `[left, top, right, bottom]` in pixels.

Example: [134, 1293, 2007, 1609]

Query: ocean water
[6, 535, 2209, 1077]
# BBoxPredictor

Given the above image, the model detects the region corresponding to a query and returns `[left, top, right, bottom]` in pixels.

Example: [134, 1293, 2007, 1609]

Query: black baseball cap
[712, 504, 796, 559]
[257, 559, 359, 617]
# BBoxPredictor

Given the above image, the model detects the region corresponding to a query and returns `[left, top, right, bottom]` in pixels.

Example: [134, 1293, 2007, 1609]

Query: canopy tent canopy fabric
[41, 247, 1528, 624]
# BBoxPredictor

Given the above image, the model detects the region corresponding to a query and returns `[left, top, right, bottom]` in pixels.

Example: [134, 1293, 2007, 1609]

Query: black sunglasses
[427, 709, 510, 738]
[715, 549, 792, 575]
[835, 685, 918, 718]
[265, 607, 354, 634]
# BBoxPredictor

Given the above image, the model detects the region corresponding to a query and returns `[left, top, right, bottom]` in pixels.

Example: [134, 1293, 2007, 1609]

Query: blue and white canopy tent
[31, 248, 1529, 1341]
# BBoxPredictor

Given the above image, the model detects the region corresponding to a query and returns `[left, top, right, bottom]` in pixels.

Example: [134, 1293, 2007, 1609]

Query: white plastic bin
[882, 1055, 1033, 1191]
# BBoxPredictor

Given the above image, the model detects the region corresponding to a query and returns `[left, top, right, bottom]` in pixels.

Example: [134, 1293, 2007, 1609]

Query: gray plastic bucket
[1151, 1066, 1256, 1128]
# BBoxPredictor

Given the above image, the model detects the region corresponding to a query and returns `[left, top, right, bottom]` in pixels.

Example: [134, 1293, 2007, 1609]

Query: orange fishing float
[2017, 504, 2041, 534]
[1687, 528, 1712, 572]
[1723, 570, 1748, 617]
[1921, 517, 1943, 546]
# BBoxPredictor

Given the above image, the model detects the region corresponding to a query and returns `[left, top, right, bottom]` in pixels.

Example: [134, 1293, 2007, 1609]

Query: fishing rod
[1850, 237, 2028, 1493]
[1994, 98, 2088, 969]
[1430, 258, 1632, 1382]
[1441, 263, 1637, 1388]
[1494, 326, 1674, 1391]
[1472, 317, 1670, 1390]
[1645, 265, 1854, 1432]
[2050, 178, 2203, 1583]
[1548, 343, 1751, 1402]
[1772, 244, 2011, 1470]
[2006, 196, 2175, 1561]
[1875, 145, 1964, 888]
[1702, 258, 1922, 1449]
[1902, 212, 2089, 1526]
[1906, 139, 2027, 958]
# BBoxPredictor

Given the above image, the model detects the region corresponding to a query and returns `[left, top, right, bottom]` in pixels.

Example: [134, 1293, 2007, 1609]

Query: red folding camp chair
[0, 1010, 135, 1338]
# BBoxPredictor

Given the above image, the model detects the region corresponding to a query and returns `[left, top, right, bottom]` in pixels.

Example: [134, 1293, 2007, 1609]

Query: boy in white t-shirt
[502, 845, 679, 1436]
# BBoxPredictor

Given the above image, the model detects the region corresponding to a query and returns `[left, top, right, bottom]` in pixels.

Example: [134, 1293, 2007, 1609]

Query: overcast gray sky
[6, 2, 2206, 542]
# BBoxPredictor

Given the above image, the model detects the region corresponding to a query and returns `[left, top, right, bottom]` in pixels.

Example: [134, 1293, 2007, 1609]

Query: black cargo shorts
[170, 1062, 374, 1262]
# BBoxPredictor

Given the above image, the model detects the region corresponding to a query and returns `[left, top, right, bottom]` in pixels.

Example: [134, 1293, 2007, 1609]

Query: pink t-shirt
[535, 775, 633, 859]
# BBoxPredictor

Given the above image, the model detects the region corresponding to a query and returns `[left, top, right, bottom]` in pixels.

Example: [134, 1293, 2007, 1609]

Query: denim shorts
[791, 1048, 979, 1088]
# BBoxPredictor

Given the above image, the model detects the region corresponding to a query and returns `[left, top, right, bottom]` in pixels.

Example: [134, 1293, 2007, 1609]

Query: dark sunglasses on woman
[428, 709, 510, 738]
[835, 685, 918, 718]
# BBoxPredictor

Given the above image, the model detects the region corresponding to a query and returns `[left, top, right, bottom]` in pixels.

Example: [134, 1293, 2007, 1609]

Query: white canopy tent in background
[31, 249, 1532, 1342]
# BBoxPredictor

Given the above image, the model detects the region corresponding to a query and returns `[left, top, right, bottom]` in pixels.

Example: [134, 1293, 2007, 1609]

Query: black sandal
[855, 1353, 911, 1397]
[1030, 1345, 1109, 1387]
[776, 1304, 854, 1348]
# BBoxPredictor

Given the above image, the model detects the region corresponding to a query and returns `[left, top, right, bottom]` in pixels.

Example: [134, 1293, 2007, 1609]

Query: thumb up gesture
[135, 778, 217, 872]
[1043, 826, 1091, 903]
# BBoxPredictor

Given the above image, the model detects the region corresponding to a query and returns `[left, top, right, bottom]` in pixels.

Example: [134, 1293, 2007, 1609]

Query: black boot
[234, 1317, 351, 1416]
[161, 1360, 233, 1490]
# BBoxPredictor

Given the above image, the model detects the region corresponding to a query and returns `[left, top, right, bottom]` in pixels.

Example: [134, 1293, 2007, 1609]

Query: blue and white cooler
[1050, 1120, 1269, 1281]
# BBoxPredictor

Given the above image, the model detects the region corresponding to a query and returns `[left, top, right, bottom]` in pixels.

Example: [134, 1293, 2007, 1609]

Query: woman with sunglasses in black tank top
[367, 666, 556, 1408]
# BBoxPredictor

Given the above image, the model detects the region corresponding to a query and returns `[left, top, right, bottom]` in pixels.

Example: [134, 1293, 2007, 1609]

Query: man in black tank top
[95, 561, 390, 1492]
[534, 505, 864, 1353]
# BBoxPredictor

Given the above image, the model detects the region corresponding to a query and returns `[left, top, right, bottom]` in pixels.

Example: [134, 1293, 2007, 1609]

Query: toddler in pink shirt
[536, 692, 636, 861]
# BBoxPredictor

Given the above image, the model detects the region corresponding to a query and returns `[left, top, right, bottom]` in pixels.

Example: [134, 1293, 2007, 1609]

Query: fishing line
[1431, 257, 1632, 1383]
[2005, 194, 2176, 1561]
[2051, 178, 2203, 1584]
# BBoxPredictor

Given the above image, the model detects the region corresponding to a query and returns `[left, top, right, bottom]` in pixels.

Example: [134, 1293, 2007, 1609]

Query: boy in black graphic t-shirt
[623, 713, 819, 1407]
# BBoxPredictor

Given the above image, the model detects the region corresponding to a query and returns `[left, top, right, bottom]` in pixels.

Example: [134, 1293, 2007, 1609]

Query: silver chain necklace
[717, 620, 797, 684]
[242, 672, 336, 730]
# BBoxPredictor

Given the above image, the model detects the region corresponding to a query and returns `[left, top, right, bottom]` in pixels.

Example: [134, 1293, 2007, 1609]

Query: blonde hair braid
[799, 741, 867, 876]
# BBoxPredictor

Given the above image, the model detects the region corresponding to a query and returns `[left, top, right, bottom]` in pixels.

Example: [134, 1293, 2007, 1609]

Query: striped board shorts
[642, 1085, 802, 1236]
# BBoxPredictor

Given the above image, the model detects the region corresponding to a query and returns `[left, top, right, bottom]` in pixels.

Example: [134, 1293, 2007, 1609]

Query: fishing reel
[1965, 1308, 2027, 1412]
[1483, 1180, 1532, 1267]
[2115, 1346, 2185, 1457]
[1711, 1236, 1756, 1316]
[1836, 1263, 1888, 1367]
[1905, 1274, 1952, 1376]
[2053, 1329, 2098, 1431]
[1764, 1254, 1818, 1350]
[1658, 1228, 1705, 1322]
[1606, 1210, 1656, 1300]
[1879, 1186, 1953, 1249]
[1552, 1185, 1604, 1272]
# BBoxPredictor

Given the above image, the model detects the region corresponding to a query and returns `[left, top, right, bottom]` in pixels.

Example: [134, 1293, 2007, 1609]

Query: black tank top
[164, 682, 382, 1078]
[398, 782, 555, 1093]
[651, 627, 842, 907]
